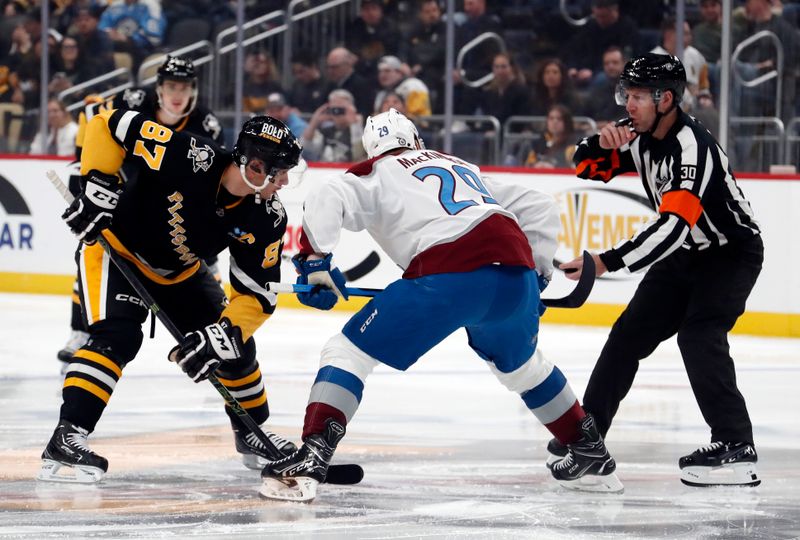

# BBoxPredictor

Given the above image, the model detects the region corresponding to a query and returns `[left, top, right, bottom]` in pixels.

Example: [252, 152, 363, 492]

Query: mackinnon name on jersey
[396, 151, 469, 169]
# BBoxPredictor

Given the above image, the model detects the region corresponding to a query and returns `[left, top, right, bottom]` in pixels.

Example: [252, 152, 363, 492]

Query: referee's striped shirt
[573, 110, 760, 273]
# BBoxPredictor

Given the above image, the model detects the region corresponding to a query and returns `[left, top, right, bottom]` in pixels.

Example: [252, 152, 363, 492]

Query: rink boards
[0, 156, 798, 337]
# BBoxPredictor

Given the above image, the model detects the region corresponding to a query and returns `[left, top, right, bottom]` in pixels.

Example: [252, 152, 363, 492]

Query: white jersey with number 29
[301, 149, 560, 279]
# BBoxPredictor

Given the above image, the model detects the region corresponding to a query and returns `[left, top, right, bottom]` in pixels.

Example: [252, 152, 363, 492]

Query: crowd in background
[1, 0, 799, 170]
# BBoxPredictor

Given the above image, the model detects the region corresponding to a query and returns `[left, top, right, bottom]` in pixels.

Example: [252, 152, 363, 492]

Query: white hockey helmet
[361, 108, 423, 159]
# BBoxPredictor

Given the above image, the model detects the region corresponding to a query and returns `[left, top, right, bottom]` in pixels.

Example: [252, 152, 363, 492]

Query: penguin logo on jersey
[265, 196, 286, 227]
[122, 89, 146, 109]
[187, 137, 215, 173]
[203, 113, 221, 140]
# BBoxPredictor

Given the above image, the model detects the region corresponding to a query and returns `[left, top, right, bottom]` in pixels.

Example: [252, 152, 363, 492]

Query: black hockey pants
[583, 234, 763, 445]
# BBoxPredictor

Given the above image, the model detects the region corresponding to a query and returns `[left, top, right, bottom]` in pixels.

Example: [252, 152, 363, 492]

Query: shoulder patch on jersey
[265, 194, 286, 227]
[187, 137, 215, 172]
[202, 113, 222, 140]
[346, 156, 381, 177]
[122, 89, 146, 109]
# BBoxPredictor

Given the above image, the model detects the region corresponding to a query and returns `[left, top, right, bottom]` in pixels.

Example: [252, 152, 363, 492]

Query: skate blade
[680, 464, 760, 487]
[258, 476, 319, 502]
[36, 460, 104, 484]
[557, 472, 624, 494]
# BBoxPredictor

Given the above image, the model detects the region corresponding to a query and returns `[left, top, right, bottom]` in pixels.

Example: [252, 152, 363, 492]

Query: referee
[558, 53, 763, 487]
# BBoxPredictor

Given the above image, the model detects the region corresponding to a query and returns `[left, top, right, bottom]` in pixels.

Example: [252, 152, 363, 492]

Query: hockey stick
[544, 250, 595, 308]
[266, 251, 596, 309]
[47, 170, 363, 485]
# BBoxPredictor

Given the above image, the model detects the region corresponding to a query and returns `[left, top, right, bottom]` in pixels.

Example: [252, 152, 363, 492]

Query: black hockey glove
[169, 318, 244, 382]
[61, 170, 125, 244]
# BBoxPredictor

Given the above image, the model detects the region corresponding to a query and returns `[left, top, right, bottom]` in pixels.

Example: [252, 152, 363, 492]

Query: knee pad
[488, 348, 554, 393]
[85, 318, 143, 367]
[320, 333, 380, 380]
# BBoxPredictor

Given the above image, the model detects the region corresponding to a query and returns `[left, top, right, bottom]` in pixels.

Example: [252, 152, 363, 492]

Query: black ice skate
[679, 441, 760, 487]
[547, 415, 624, 493]
[545, 437, 567, 466]
[259, 418, 346, 502]
[37, 420, 108, 484]
[232, 422, 297, 470]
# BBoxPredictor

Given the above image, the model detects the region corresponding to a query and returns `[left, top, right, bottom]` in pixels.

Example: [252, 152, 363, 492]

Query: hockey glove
[292, 253, 349, 311]
[61, 170, 125, 244]
[169, 318, 244, 382]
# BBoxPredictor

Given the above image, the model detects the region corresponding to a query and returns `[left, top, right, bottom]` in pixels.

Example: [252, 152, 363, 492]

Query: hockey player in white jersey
[259, 109, 621, 502]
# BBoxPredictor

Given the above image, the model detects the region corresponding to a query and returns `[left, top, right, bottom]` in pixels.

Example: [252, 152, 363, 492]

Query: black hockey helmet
[157, 56, 197, 86]
[233, 115, 302, 173]
[156, 56, 198, 119]
[616, 53, 687, 106]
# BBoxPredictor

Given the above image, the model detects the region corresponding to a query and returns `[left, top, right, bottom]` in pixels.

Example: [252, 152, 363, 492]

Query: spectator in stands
[378, 91, 406, 114]
[301, 88, 366, 163]
[324, 47, 374, 119]
[652, 18, 711, 111]
[472, 52, 529, 133]
[99, 0, 166, 67]
[583, 46, 628, 126]
[288, 49, 327, 114]
[521, 104, 577, 169]
[407, 0, 446, 112]
[0, 63, 22, 104]
[16, 31, 58, 109]
[4, 22, 32, 68]
[344, 0, 401, 79]
[48, 36, 105, 97]
[693, 0, 723, 64]
[732, 0, 800, 121]
[372, 55, 431, 119]
[618, 0, 670, 29]
[29, 98, 78, 156]
[263, 91, 308, 139]
[565, 0, 639, 87]
[73, 6, 115, 80]
[455, 0, 502, 83]
[242, 49, 284, 113]
[529, 58, 582, 116]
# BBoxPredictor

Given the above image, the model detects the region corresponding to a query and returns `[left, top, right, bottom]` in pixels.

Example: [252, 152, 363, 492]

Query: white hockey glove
[169, 318, 244, 382]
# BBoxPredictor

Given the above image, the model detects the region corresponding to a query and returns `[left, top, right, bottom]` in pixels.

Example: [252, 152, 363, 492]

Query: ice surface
[1, 293, 798, 539]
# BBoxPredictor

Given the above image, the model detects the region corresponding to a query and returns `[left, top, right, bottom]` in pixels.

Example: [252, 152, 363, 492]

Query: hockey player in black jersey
[58, 56, 225, 370]
[552, 54, 763, 488]
[38, 112, 303, 483]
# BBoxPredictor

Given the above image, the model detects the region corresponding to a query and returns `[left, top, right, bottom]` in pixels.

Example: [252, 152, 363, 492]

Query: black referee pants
[583, 234, 764, 445]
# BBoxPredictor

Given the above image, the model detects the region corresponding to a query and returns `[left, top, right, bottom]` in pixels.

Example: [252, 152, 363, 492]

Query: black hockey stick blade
[325, 463, 365, 485]
[343, 250, 380, 281]
[542, 251, 595, 309]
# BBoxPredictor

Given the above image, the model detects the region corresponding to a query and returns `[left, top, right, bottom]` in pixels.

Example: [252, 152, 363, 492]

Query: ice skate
[679, 441, 760, 487]
[37, 420, 108, 484]
[232, 422, 297, 470]
[56, 330, 89, 371]
[259, 418, 345, 502]
[545, 437, 567, 466]
[547, 415, 624, 493]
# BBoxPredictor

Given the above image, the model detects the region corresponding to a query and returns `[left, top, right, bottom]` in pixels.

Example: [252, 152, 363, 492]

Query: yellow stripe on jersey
[73, 349, 123, 378]
[81, 241, 107, 325]
[239, 392, 268, 409]
[80, 109, 126, 176]
[63, 377, 111, 403]
[217, 368, 262, 388]
[100, 230, 201, 285]
[220, 291, 270, 342]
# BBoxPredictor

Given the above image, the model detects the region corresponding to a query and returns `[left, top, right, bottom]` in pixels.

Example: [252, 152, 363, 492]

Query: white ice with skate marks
[1, 293, 799, 538]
